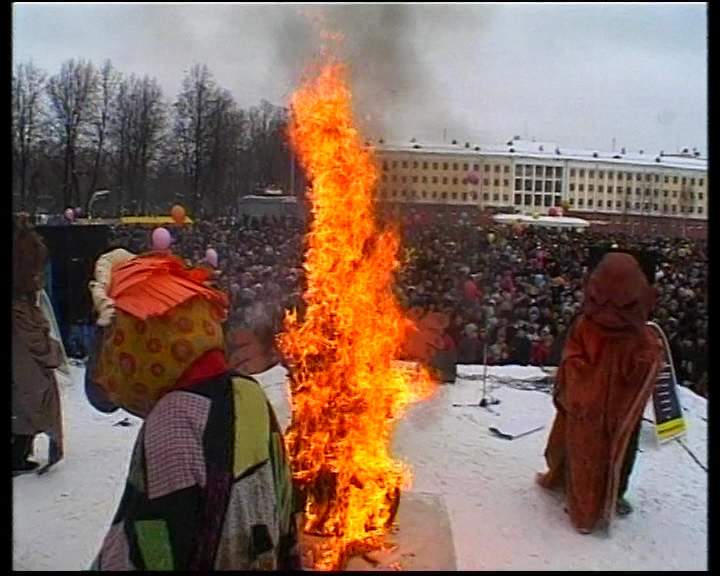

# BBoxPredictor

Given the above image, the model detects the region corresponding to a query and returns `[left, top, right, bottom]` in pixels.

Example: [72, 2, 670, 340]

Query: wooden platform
[300, 491, 456, 571]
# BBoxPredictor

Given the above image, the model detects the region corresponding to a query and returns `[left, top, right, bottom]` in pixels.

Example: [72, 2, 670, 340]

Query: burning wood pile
[278, 59, 436, 570]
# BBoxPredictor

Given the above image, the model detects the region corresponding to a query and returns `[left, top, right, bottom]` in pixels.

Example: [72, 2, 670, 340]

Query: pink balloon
[205, 248, 218, 268]
[64, 208, 75, 222]
[151, 227, 172, 251]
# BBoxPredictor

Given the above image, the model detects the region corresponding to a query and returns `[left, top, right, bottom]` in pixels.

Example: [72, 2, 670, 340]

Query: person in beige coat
[12, 216, 64, 474]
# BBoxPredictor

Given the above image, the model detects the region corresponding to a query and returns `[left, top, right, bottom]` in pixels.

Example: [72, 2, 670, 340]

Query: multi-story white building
[374, 138, 707, 234]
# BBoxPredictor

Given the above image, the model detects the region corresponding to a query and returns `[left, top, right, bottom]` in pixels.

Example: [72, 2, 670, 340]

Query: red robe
[537, 253, 663, 533]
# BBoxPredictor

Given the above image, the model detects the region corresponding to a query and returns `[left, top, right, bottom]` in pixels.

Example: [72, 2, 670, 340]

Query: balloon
[548, 207, 558, 217]
[151, 227, 172, 251]
[64, 208, 75, 222]
[170, 204, 186, 224]
[205, 248, 218, 268]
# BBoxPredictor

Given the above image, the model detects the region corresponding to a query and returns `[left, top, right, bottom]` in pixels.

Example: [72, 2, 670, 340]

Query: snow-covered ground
[13, 364, 707, 571]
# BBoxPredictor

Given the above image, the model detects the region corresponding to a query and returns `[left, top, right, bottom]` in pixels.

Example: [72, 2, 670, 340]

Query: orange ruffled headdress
[94, 254, 229, 416]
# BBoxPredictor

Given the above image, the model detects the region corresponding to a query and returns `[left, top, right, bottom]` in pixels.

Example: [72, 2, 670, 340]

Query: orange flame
[279, 60, 435, 569]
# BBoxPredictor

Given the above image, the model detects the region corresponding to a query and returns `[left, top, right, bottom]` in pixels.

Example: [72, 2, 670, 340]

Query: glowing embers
[279, 62, 434, 569]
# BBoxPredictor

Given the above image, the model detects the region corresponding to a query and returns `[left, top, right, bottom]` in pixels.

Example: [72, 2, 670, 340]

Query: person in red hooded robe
[536, 252, 663, 534]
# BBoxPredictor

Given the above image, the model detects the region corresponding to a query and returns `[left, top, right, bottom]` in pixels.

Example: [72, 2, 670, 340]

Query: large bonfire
[278, 59, 436, 570]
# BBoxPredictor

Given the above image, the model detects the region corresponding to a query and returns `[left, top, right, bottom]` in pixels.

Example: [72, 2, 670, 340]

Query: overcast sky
[12, 3, 707, 154]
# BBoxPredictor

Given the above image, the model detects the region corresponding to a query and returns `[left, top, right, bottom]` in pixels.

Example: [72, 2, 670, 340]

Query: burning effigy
[278, 59, 438, 570]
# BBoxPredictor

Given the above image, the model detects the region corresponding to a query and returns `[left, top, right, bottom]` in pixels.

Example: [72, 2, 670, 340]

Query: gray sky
[12, 2, 707, 154]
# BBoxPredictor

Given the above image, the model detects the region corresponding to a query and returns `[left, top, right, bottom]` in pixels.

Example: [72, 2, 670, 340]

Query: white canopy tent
[491, 213, 590, 231]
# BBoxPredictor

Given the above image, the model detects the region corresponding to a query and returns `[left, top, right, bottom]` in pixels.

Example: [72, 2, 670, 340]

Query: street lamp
[87, 189, 111, 219]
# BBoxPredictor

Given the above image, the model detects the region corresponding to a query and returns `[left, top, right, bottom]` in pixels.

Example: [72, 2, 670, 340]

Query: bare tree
[46, 59, 99, 208]
[12, 61, 47, 211]
[109, 74, 166, 214]
[173, 64, 217, 214]
[87, 60, 119, 200]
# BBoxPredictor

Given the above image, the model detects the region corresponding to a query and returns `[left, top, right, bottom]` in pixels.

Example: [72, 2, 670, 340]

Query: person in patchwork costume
[89, 252, 300, 570]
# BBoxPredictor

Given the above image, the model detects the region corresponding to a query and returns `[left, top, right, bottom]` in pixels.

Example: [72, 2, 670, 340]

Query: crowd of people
[108, 209, 707, 397]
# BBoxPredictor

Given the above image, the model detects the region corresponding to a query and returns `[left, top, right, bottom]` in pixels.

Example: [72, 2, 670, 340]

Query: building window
[599, 185, 604, 193]
[503, 179, 509, 187]
[578, 198, 584, 206]
[453, 163, 458, 171]
[673, 176, 678, 184]
[626, 187, 632, 195]
[664, 176, 669, 183]
[617, 172, 623, 181]
[699, 206, 703, 214]
[653, 204, 658, 211]
[682, 177, 687, 185]
[544, 195, 552, 207]
[463, 163, 468, 171]
[636, 173, 642, 181]
[589, 170, 595, 178]
[524, 194, 532, 205]
[413, 161, 418, 168]
[432, 176, 438, 184]
[402, 161, 408, 168]
[545, 181, 552, 192]
[699, 178, 704, 186]
[441, 192, 447, 199]
[653, 189, 658, 196]
[663, 190, 668, 197]
[569, 198, 575, 205]
[462, 192, 468, 201]
[433, 162, 438, 169]
[570, 168, 576, 177]
[554, 181, 561, 193]
[392, 161, 397, 168]
[443, 162, 449, 170]
[452, 177, 458, 185]
[554, 195, 562, 205]
[635, 202, 640, 209]
[472, 193, 478, 200]
[514, 194, 522, 204]
[484, 178, 490, 186]
[699, 192, 704, 200]
[691, 178, 696, 186]
[663, 205, 668, 212]
[493, 193, 499, 201]
[589, 184, 594, 192]
[644, 188, 650, 196]
[607, 186, 613, 194]
[616, 200, 622, 208]
[598, 200, 604, 208]
[494, 179, 500, 187]
[579, 184, 584, 192]
[401, 190, 407, 197]
[599, 170, 604, 178]
[504, 166, 510, 173]
[645, 174, 652, 181]
[555, 167, 563, 178]
[380, 190, 387, 198]
[382, 161, 389, 170]
[452, 192, 458, 199]
[636, 189, 641, 196]
[534, 195, 542, 206]
[483, 193, 489, 201]
[442, 177, 448, 184]
[422, 176, 427, 183]
[654, 174, 659, 182]
[392, 190, 397, 198]
[515, 178, 523, 190]
[422, 191, 427, 198]
[524, 180, 532, 191]
[535, 181, 543, 192]
[672, 190, 677, 198]
[401, 176, 406, 183]
[432, 191, 437, 199]
[485, 165, 491, 172]
[515, 165, 523, 176]
[412, 176, 418, 183]
[503, 194, 509, 202]
[588, 199, 594, 207]
[608, 170, 614, 179]
[672, 205, 677, 213]
[495, 165, 501, 173]
[391, 175, 397, 182]
[545, 166, 554, 178]
[423, 161, 428, 169]
[579, 169, 585, 178]
[569, 183, 575, 192]
[382, 174, 388, 182]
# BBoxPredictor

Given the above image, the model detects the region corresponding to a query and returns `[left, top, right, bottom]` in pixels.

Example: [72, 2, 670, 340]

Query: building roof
[375, 138, 707, 172]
